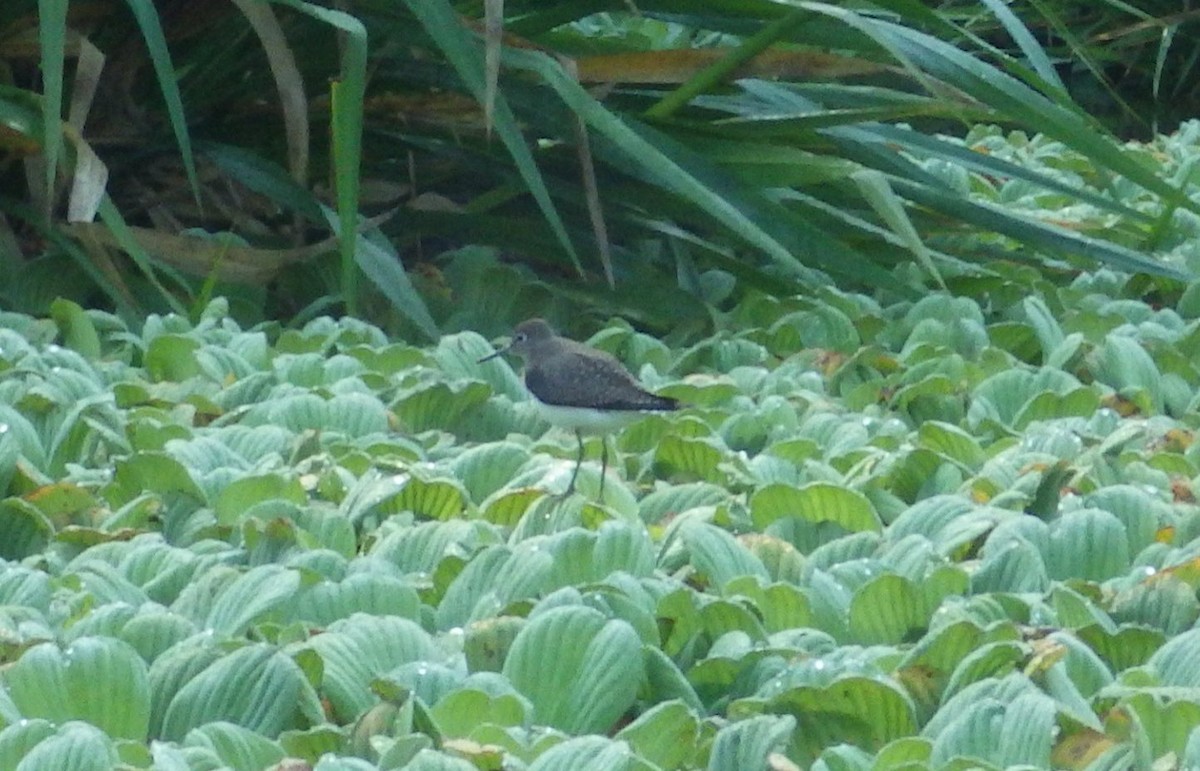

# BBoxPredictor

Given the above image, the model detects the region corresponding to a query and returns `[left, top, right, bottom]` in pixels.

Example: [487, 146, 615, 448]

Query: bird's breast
[533, 402, 649, 434]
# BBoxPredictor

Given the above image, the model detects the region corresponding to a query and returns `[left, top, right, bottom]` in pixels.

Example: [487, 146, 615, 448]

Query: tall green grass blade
[504, 46, 898, 287]
[691, 76, 1172, 274]
[889, 178, 1186, 280]
[484, 0, 503, 133]
[827, 0, 1084, 108]
[860, 124, 1153, 224]
[331, 77, 364, 316]
[645, 8, 807, 120]
[977, 0, 1066, 94]
[322, 208, 439, 341]
[801, 3, 1196, 215]
[96, 196, 189, 315]
[1021, 0, 1146, 134]
[122, 0, 201, 204]
[720, 79, 1148, 221]
[404, 0, 583, 275]
[201, 143, 324, 223]
[271, 0, 368, 317]
[37, 0, 69, 223]
[1154, 25, 1177, 113]
[852, 169, 944, 289]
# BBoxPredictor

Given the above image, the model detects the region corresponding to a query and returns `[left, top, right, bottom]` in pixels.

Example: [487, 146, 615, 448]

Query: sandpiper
[479, 318, 678, 499]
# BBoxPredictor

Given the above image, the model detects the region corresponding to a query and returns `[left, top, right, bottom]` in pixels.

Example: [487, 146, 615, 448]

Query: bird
[478, 318, 678, 500]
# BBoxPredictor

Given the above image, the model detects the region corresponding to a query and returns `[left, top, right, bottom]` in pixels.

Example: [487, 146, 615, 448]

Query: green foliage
[940, 0, 1200, 138]
[0, 268, 1199, 766]
[3, 1, 1198, 333]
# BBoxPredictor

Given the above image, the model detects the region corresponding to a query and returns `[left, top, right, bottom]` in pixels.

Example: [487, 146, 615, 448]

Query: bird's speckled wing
[525, 346, 677, 411]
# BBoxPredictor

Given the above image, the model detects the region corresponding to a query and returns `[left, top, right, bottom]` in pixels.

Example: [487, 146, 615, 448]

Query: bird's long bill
[477, 345, 509, 364]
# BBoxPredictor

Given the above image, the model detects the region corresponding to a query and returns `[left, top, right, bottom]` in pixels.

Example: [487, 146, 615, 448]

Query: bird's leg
[564, 428, 585, 497]
[599, 436, 609, 503]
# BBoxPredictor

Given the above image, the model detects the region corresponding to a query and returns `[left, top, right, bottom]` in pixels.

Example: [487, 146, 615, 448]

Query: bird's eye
[515, 333, 527, 342]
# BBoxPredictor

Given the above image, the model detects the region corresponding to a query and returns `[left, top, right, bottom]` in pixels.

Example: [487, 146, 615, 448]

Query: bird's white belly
[534, 402, 646, 434]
